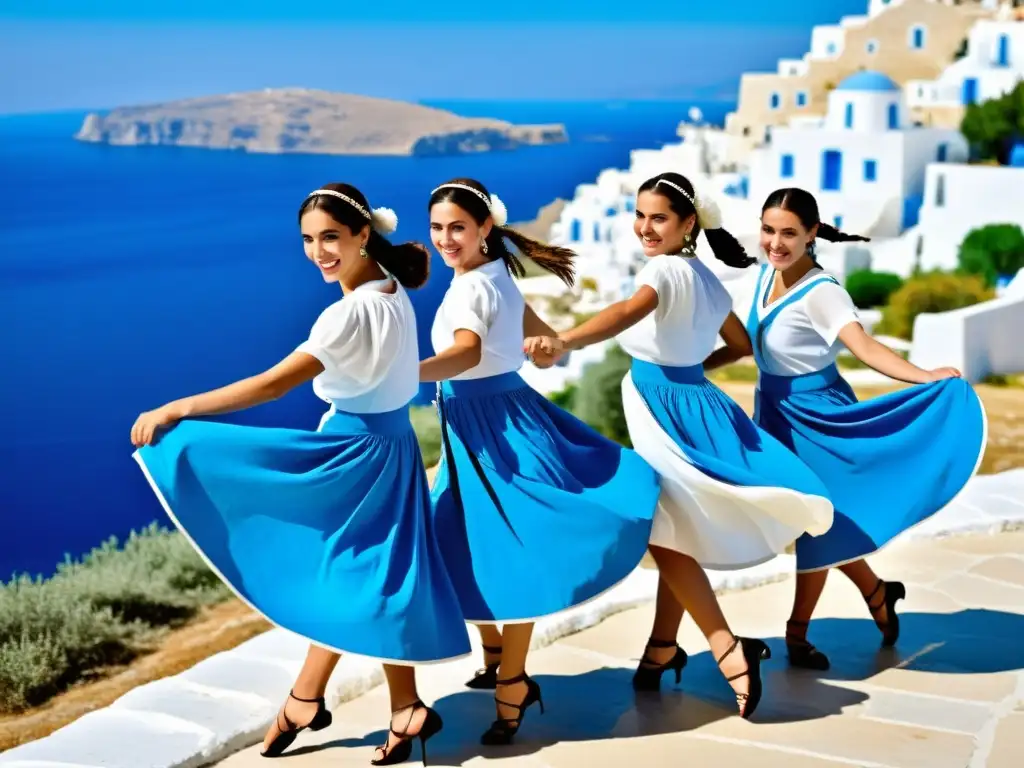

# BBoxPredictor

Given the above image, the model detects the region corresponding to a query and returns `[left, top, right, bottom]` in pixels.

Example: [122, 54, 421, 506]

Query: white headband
[655, 179, 722, 230]
[432, 183, 508, 227]
[306, 189, 398, 235]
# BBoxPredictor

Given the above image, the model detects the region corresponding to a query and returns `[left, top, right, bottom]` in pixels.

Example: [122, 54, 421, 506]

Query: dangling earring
[359, 245, 368, 259]
[481, 239, 489, 255]
[681, 232, 696, 256]
[807, 240, 817, 260]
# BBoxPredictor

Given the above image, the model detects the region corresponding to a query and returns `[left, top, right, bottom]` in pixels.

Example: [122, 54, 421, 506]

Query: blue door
[822, 150, 842, 191]
[937, 143, 947, 162]
[888, 103, 898, 129]
[903, 194, 923, 229]
[570, 219, 581, 241]
[962, 77, 978, 106]
[997, 34, 1009, 67]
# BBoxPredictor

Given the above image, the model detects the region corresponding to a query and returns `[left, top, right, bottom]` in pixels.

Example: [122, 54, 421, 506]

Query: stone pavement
[215, 532, 1024, 768]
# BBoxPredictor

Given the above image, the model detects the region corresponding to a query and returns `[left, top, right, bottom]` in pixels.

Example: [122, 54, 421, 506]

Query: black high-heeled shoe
[480, 672, 544, 746]
[866, 579, 906, 647]
[465, 644, 502, 690]
[716, 636, 771, 720]
[370, 700, 444, 767]
[632, 637, 688, 691]
[260, 690, 333, 758]
[785, 619, 830, 671]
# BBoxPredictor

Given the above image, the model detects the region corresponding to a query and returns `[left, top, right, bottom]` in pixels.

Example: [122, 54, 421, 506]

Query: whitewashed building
[916, 161, 1024, 272]
[906, 9, 1024, 111]
[747, 70, 966, 237]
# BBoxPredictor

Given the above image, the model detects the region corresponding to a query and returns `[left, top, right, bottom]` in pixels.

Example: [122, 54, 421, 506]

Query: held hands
[523, 335, 568, 369]
[131, 402, 186, 447]
[926, 366, 962, 382]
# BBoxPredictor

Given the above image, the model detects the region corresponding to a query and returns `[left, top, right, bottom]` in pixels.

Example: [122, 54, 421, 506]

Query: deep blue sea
[0, 99, 731, 578]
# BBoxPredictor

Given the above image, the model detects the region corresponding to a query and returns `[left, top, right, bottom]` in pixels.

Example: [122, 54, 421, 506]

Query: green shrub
[0, 525, 229, 713]
[410, 405, 442, 468]
[548, 383, 577, 411]
[958, 223, 1024, 287]
[845, 269, 904, 309]
[572, 345, 632, 446]
[877, 271, 994, 339]
[960, 81, 1024, 164]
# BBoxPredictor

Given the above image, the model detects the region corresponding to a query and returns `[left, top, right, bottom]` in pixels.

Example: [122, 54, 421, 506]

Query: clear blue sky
[0, 1, 867, 113]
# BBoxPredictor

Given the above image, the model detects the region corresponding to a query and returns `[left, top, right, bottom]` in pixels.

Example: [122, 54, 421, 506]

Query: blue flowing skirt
[753, 364, 987, 572]
[133, 406, 471, 664]
[625, 360, 834, 569]
[431, 371, 659, 622]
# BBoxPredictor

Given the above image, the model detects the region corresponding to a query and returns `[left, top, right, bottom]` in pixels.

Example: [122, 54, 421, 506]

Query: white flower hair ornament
[371, 207, 398, 236]
[695, 192, 723, 231]
[489, 194, 508, 227]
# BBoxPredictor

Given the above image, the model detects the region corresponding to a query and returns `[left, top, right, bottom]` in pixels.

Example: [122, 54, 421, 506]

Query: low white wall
[910, 274, 1024, 382]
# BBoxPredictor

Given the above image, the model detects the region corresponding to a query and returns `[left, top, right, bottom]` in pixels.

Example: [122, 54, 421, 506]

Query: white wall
[917, 163, 1024, 271]
[777, 59, 810, 77]
[910, 291, 1024, 382]
[900, 130, 968, 202]
[810, 25, 846, 59]
[864, 226, 925, 277]
[824, 90, 904, 132]
[748, 129, 906, 236]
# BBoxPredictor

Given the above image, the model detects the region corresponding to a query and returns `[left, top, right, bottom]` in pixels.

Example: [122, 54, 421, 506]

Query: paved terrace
[214, 532, 1024, 768]
[3, 469, 1022, 768]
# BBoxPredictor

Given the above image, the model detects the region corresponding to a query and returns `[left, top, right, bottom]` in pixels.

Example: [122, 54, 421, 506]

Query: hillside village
[518, 0, 1024, 395]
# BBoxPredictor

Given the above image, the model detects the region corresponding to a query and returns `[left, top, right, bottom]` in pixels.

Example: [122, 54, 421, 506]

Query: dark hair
[299, 182, 429, 289]
[638, 172, 756, 269]
[428, 177, 576, 287]
[761, 188, 871, 249]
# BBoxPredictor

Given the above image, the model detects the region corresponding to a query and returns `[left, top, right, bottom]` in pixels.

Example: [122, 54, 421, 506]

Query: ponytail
[703, 226, 757, 268]
[366, 230, 430, 289]
[487, 226, 576, 287]
[638, 171, 755, 269]
[429, 177, 577, 288]
[815, 222, 871, 244]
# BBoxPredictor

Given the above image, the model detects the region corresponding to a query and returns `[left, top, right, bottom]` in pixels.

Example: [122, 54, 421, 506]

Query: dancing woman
[131, 184, 469, 765]
[744, 187, 986, 670]
[422, 177, 660, 744]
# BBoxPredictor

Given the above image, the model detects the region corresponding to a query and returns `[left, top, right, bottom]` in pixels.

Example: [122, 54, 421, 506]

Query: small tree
[877, 271, 994, 339]
[845, 269, 904, 309]
[960, 81, 1024, 164]
[958, 223, 1024, 287]
[572, 345, 632, 446]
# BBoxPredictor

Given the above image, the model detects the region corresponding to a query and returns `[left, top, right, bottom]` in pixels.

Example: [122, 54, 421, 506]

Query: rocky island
[74, 89, 568, 157]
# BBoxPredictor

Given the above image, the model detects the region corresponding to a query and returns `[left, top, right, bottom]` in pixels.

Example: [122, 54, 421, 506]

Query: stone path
[214, 532, 1024, 768]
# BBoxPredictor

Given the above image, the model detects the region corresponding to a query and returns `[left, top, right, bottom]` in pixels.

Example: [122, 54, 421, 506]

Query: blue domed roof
[836, 70, 899, 92]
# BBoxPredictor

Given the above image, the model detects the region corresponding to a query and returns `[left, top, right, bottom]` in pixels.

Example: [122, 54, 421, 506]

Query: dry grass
[0, 600, 269, 751]
[715, 377, 1024, 476]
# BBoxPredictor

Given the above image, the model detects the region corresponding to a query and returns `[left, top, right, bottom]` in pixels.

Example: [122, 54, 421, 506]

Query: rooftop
[836, 70, 900, 93]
